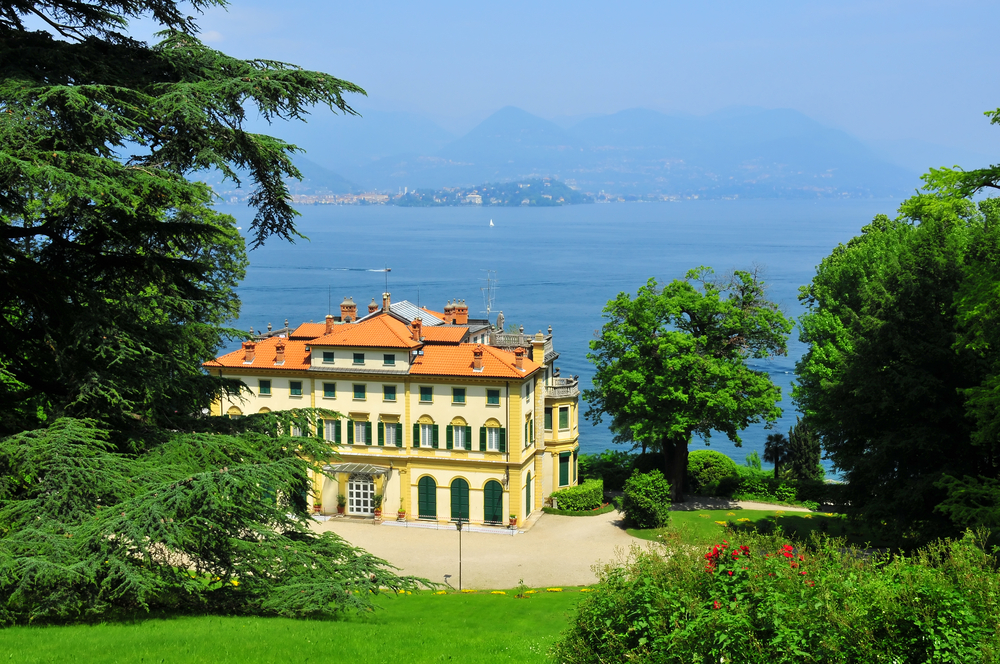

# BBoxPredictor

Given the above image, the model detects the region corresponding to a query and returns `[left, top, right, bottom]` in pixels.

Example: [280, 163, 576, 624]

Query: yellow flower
[726, 512, 736, 516]
[737, 518, 751, 522]
[231, 580, 239, 587]
[803, 515, 813, 519]
[774, 511, 785, 515]
[714, 521, 727, 525]
[547, 588, 562, 592]
[491, 591, 506, 595]
[579, 588, 594, 592]
[461, 589, 477, 593]
[824, 513, 836, 517]
[435, 590, 447, 595]
[698, 514, 710, 518]
[525, 590, 538, 594]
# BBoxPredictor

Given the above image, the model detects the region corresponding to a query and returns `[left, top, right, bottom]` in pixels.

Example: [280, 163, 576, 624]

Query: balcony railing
[545, 375, 580, 399]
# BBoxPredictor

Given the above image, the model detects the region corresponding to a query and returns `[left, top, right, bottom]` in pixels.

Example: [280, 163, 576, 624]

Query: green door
[484, 480, 503, 525]
[450, 478, 469, 522]
[559, 452, 570, 486]
[418, 476, 436, 519]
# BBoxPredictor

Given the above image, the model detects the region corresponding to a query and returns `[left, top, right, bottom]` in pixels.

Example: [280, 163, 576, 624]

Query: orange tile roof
[309, 313, 420, 349]
[204, 336, 311, 370]
[420, 326, 468, 344]
[290, 322, 328, 339]
[410, 343, 540, 379]
[421, 307, 445, 319]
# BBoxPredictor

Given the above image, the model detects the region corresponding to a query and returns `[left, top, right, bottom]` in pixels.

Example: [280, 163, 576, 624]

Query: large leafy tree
[584, 268, 793, 500]
[0, 0, 363, 437]
[794, 195, 1000, 542]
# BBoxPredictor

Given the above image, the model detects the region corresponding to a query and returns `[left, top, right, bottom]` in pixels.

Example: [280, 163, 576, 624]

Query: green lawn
[1, 589, 584, 663]
[627, 508, 883, 546]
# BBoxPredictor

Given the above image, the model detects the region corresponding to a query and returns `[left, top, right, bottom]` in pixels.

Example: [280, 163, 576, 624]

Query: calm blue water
[221, 199, 899, 476]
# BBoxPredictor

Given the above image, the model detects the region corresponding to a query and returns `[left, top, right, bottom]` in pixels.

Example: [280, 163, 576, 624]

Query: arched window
[450, 478, 469, 522]
[418, 476, 437, 519]
[226, 405, 242, 419]
[484, 480, 503, 525]
[479, 418, 506, 452]
[447, 416, 471, 450]
[414, 415, 438, 449]
[258, 407, 271, 414]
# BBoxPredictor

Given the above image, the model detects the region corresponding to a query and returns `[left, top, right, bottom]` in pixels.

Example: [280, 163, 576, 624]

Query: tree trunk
[669, 439, 688, 503]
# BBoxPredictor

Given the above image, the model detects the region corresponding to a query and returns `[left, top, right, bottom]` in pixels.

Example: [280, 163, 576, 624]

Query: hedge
[687, 450, 738, 494]
[551, 478, 603, 511]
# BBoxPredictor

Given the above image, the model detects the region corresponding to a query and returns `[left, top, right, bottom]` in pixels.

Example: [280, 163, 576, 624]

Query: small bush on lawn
[554, 530, 1000, 663]
[551, 479, 604, 511]
[620, 470, 671, 528]
[687, 450, 738, 494]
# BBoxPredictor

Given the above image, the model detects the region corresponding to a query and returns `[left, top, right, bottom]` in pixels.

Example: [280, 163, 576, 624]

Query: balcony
[544, 376, 579, 400]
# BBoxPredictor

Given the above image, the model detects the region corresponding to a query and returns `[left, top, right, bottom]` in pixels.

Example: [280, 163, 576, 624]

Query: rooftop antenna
[328, 285, 331, 316]
[384, 264, 389, 294]
[481, 269, 497, 320]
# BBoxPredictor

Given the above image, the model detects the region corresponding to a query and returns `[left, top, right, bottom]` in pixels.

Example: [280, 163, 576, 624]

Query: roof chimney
[325, 314, 334, 334]
[444, 300, 454, 322]
[473, 344, 484, 372]
[514, 347, 525, 371]
[368, 298, 378, 315]
[410, 317, 423, 342]
[340, 296, 356, 323]
[275, 340, 285, 365]
[242, 341, 255, 364]
[382, 292, 391, 311]
[454, 299, 468, 325]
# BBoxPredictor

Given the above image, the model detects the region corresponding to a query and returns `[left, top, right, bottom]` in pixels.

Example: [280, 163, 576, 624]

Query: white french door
[348, 473, 375, 515]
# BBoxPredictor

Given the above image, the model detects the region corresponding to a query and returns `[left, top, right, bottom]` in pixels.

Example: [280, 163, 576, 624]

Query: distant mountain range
[225, 106, 994, 200]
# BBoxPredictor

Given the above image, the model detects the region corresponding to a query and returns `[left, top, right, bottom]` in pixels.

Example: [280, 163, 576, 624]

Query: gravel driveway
[310, 497, 809, 590]
[312, 511, 637, 590]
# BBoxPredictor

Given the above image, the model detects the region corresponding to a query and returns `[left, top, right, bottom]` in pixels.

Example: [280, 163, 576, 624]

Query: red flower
[790, 562, 799, 569]
[713, 600, 721, 609]
[727, 571, 733, 576]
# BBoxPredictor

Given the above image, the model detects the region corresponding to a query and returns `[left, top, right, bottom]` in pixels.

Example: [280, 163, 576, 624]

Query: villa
[204, 293, 581, 528]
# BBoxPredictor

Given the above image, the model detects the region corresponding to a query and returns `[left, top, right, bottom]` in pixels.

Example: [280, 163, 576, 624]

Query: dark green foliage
[0, 1, 364, 436]
[554, 531, 1000, 663]
[392, 178, 591, 207]
[686, 449, 738, 494]
[763, 433, 789, 479]
[786, 418, 824, 481]
[551, 479, 603, 512]
[620, 470, 671, 529]
[795, 196, 1000, 543]
[584, 269, 793, 500]
[578, 450, 636, 491]
[0, 416, 425, 625]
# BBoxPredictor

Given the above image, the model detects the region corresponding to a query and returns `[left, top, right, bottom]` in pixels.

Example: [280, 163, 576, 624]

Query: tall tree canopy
[794, 195, 1000, 542]
[584, 268, 793, 500]
[0, 0, 363, 437]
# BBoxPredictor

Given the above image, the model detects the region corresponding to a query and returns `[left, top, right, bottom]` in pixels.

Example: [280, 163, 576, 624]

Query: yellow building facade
[205, 295, 580, 528]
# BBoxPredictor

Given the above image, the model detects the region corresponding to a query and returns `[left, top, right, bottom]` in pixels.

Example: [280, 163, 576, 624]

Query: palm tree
[764, 433, 789, 479]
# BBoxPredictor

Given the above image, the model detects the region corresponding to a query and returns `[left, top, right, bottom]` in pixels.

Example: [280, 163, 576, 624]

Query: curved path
[311, 496, 804, 589]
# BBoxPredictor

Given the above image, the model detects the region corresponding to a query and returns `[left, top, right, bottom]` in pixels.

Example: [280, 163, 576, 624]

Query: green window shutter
[432, 424, 439, 449]
[530, 420, 534, 443]
[347, 421, 354, 444]
[395, 423, 403, 447]
[465, 426, 472, 450]
[413, 423, 420, 447]
[446, 425, 453, 450]
[316, 418, 324, 438]
[378, 421, 385, 446]
[479, 426, 487, 451]
[335, 419, 342, 444]
[559, 452, 570, 486]
[498, 427, 506, 453]
[365, 422, 373, 445]
[544, 408, 552, 430]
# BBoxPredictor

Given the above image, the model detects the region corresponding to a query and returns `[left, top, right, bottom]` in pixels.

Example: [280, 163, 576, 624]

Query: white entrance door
[348, 473, 375, 515]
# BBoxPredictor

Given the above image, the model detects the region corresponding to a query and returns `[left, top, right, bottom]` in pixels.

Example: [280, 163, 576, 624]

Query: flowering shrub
[553, 530, 1000, 663]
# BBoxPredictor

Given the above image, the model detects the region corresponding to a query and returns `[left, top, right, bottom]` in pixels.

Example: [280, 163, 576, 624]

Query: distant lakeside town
[217, 177, 693, 207]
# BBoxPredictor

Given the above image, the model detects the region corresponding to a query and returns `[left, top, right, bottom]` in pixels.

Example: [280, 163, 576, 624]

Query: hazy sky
[154, 2, 999, 152]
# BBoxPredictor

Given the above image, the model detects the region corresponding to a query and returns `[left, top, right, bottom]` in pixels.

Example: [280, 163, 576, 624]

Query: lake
[221, 198, 900, 475]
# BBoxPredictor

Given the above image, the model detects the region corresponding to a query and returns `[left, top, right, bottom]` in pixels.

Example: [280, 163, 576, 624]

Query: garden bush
[578, 450, 636, 491]
[620, 470, 671, 528]
[551, 479, 604, 511]
[554, 530, 1000, 663]
[687, 449, 739, 494]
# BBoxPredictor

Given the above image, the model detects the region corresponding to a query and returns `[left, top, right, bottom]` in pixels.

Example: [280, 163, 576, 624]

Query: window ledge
[289, 395, 303, 399]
